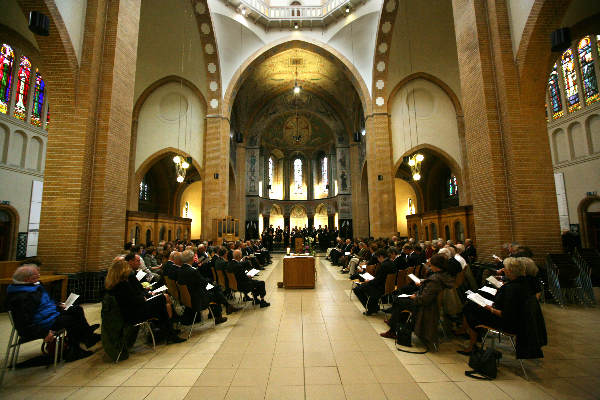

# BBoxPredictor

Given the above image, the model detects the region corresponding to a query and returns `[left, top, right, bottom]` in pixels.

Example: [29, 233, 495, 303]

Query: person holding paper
[457, 257, 536, 355]
[105, 258, 185, 344]
[352, 248, 398, 315]
[227, 249, 270, 308]
[379, 255, 454, 351]
[6, 265, 101, 361]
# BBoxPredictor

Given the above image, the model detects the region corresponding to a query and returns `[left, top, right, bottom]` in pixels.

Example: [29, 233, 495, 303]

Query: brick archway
[0, 204, 19, 260]
[578, 195, 600, 248]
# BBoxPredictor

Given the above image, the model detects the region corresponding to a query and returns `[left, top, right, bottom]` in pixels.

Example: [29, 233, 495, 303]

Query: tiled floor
[1, 255, 600, 399]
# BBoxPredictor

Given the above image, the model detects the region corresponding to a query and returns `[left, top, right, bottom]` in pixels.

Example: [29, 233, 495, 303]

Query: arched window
[577, 36, 599, 106]
[561, 48, 581, 113]
[139, 178, 150, 201]
[14, 56, 31, 120]
[321, 156, 328, 194]
[30, 70, 45, 127]
[268, 156, 274, 192]
[0, 44, 15, 115]
[548, 63, 564, 119]
[293, 158, 303, 194]
[448, 175, 458, 197]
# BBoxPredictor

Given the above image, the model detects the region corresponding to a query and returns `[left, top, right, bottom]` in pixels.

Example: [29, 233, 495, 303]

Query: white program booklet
[467, 292, 494, 308]
[360, 272, 375, 281]
[486, 276, 503, 288]
[136, 270, 147, 281]
[408, 273, 421, 284]
[397, 293, 412, 298]
[344, 252, 351, 256]
[479, 286, 497, 296]
[152, 285, 167, 295]
[206, 283, 214, 290]
[63, 293, 80, 310]
[247, 268, 260, 277]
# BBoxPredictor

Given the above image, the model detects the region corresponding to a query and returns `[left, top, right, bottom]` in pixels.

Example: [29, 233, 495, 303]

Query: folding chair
[177, 283, 216, 339]
[1, 311, 66, 386]
[115, 319, 156, 363]
[476, 325, 528, 379]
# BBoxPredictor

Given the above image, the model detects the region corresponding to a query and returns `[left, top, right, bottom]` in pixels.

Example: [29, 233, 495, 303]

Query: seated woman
[457, 257, 533, 355]
[380, 255, 455, 351]
[519, 257, 543, 300]
[105, 258, 184, 344]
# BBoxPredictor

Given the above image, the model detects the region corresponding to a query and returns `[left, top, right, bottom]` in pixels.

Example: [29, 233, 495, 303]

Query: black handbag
[394, 314, 427, 354]
[465, 346, 502, 379]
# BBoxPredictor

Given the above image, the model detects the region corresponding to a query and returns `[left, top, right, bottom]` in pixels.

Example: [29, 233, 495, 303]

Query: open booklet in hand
[466, 290, 494, 308]
[206, 283, 214, 290]
[408, 273, 421, 284]
[479, 286, 497, 296]
[360, 272, 374, 281]
[247, 268, 259, 277]
[486, 276, 503, 288]
[136, 270, 147, 281]
[63, 293, 80, 310]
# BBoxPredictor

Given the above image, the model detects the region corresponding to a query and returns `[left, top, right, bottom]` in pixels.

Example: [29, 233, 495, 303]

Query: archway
[0, 204, 19, 260]
[314, 204, 328, 229]
[269, 204, 284, 230]
[579, 196, 600, 249]
[290, 205, 308, 230]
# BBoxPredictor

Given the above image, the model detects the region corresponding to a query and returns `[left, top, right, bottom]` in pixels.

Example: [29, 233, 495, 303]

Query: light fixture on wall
[292, 64, 301, 94]
[407, 153, 424, 181]
[173, 155, 190, 183]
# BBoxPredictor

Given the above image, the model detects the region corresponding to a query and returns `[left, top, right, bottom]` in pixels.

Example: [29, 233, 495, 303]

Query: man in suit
[352, 248, 398, 315]
[161, 251, 179, 280]
[227, 249, 270, 308]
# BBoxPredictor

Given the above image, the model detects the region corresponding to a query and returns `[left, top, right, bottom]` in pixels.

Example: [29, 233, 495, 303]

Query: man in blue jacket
[5, 265, 100, 361]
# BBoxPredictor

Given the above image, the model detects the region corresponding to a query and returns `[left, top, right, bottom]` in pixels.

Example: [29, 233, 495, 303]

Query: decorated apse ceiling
[232, 47, 362, 145]
[260, 111, 335, 153]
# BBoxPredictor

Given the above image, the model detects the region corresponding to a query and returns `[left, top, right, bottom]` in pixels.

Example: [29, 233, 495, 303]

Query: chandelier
[407, 153, 424, 181]
[173, 155, 190, 183]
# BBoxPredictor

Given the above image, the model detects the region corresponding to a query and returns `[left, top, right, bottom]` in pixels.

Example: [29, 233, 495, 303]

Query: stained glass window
[14, 56, 31, 120]
[561, 49, 581, 113]
[139, 179, 150, 201]
[448, 175, 458, 197]
[31, 70, 45, 126]
[578, 36, 599, 105]
[0, 44, 14, 114]
[293, 158, 303, 194]
[548, 63, 564, 119]
[321, 156, 328, 193]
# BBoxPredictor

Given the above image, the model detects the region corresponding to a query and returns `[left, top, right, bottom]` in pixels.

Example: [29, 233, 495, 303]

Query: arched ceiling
[232, 47, 362, 144]
[261, 112, 335, 154]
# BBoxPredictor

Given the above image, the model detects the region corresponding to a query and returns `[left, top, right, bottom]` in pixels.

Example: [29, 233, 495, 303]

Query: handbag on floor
[465, 346, 502, 379]
[394, 313, 427, 354]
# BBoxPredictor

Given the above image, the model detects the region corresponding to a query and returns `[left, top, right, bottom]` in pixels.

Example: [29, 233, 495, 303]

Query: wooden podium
[294, 237, 304, 253]
[283, 256, 315, 289]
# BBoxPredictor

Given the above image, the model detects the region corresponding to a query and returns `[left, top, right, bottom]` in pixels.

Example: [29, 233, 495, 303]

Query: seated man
[5, 265, 100, 361]
[353, 248, 398, 315]
[227, 249, 270, 307]
[343, 241, 369, 274]
[379, 255, 455, 351]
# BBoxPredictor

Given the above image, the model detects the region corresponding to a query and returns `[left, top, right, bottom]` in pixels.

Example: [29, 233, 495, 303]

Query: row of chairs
[164, 277, 216, 339]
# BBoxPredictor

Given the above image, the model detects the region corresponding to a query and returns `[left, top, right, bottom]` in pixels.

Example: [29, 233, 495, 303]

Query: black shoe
[243, 294, 253, 302]
[259, 300, 270, 308]
[65, 347, 94, 362]
[84, 333, 101, 348]
[89, 323, 100, 332]
[166, 334, 186, 344]
[456, 349, 472, 356]
[382, 307, 393, 313]
[215, 316, 228, 325]
[226, 304, 241, 314]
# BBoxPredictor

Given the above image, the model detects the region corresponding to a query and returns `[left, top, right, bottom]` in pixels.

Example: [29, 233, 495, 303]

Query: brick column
[365, 113, 396, 238]
[452, 0, 560, 261]
[36, 0, 141, 273]
[202, 115, 230, 240]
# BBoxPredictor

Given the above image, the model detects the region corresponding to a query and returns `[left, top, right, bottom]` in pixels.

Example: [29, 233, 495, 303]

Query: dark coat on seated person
[161, 260, 179, 280]
[176, 263, 211, 310]
[108, 274, 168, 325]
[5, 283, 60, 339]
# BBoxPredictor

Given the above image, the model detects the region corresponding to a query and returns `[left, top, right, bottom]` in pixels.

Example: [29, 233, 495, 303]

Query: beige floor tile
[405, 363, 450, 382]
[29, 386, 80, 400]
[272, 352, 304, 368]
[225, 385, 266, 400]
[275, 340, 303, 353]
[357, 339, 391, 353]
[436, 362, 471, 382]
[363, 350, 403, 366]
[230, 367, 270, 387]
[305, 366, 341, 384]
[334, 351, 369, 366]
[337, 365, 377, 384]
[493, 379, 555, 400]
[65, 386, 116, 400]
[268, 366, 304, 386]
[343, 383, 387, 400]
[331, 339, 359, 353]
[205, 353, 243, 369]
[105, 386, 153, 400]
[381, 382, 429, 400]
[304, 351, 336, 366]
[265, 385, 305, 400]
[535, 378, 597, 400]
[174, 352, 213, 369]
[456, 381, 511, 400]
[418, 382, 470, 400]
[145, 386, 191, 400]
[122, 368, 170, 386]
[88, 368, 138, 386]
[144, 353, 184, 368]
[239, 352, 273, 369]
[159, 368, 203, 386]
[188, 341, 222, 354]
[305, 384, 346, 400]
[194, 368, 236, 386]
[183, 386, 228, 400]
[48, 367, 106, 386]
[370, 364, 413, 383]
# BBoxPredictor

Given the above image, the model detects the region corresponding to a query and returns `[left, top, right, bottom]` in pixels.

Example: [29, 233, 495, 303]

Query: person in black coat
[226, 249, 270, 308]
[105, 258, 184, 344]
[457, 257, 544, 355]
[353, 248, 398, 315]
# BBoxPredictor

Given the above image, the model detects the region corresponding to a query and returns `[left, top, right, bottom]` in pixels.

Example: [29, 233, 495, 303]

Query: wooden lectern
[283, 256, 315, 289]
[294, 237, 304, 253]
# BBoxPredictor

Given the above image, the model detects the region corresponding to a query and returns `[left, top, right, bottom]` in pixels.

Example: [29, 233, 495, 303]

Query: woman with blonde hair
[105, 258, 184, 344]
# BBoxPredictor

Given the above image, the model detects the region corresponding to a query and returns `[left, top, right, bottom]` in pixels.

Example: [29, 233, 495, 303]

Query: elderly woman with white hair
[457, 257, 534, 355]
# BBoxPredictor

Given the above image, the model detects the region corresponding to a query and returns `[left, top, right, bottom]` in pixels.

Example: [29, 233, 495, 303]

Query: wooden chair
[1, 311, 66, 385]
[164, 277, 180, 302]
[225, 271, 245, 303]
[177, 283, 215, 339]
[210, 267, 217, 283]
[216, 269, 228, 290]
[396, 269, 408, 288]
